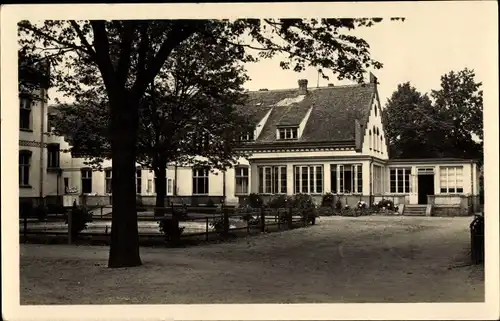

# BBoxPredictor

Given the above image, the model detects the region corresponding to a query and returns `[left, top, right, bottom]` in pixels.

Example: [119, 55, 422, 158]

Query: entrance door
[417, 175, 435, 204]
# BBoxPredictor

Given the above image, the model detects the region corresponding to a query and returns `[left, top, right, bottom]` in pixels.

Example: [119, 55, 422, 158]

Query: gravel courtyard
[20, 216, 484, 304]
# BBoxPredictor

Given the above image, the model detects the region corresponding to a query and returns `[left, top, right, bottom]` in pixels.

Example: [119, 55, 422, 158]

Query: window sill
[47, 167, 62, 173]
[19, 184, 32, 189]
[235, 193, 250, 196]
[259, 193, 287, 195]
[20, 128, 33, 133]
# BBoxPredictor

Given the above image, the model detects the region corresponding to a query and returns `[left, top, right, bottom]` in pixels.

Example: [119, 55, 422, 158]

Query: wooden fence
[19, 205, 313, 246]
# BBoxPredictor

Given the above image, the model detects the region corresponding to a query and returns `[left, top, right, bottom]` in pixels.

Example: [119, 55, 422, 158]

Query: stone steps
[403, 205, 427, 216]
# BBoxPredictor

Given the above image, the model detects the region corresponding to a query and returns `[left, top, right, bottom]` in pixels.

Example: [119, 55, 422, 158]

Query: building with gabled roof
[19, 71, 481, 216]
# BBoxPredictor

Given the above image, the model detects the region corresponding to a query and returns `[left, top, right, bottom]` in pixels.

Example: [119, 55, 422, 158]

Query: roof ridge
[247, 82, 372, 93]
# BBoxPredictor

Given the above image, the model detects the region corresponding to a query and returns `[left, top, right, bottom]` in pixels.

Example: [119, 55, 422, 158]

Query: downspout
[222, 170, 227, 203]
[174, 164, 178, 196]
[369, 158, 373, 206]
[39, 87, 46, 204]
[470, 162, 474, 213]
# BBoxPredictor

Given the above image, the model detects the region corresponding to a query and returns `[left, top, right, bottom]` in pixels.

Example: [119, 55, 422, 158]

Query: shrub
[335, 198, 343, 211]
[247, 193, 263, 208]
[46, 203, 66, 215]
[34, 204, 48, 221]
[357, 200, 367, 209]
[159, 218, 185, 242]
[65, 206, 92, 238]
[268, 194, 292, 209]
[321, 193, 335, 207]
[172, 205, 189, 220]
[241, 213, 260, 226]
[210, 217, 227, 235]
[292, 194, 318, 224]
[377, 199, 395, 211]
[19, 201, 34, 218]
[206, 198, 215, 207]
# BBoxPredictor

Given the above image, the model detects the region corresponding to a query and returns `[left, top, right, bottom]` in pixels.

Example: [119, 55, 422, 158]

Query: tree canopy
[18, 18, 402, 268]
[382, 68, 483, 161]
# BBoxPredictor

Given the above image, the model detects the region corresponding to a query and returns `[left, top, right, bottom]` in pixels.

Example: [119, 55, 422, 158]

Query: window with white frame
[258, 166, 287, 194]
[294, 165, 323, 194]
[373, 165, 383, 194]
[81, 169, 92, 194]
[193, 168, 209, 195]
[167, 178, 174, 195]
[235, 167, 249, 194]
[136, 169, 142, 194]
[277, 127, 298, 140]
[19, 150, 32, 186]
[19, 97, 32, 130]
[440, 166, 464, 193]
[239, 132, 254, 141]
[389, 168, 411, 193]
[330, 164, 362, 194]
[153, 175, 174, 195]
[147, 179, 153, 194]
[105, 168, 112, 194]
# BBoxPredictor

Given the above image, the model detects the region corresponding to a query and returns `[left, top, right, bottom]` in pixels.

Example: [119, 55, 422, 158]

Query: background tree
[382, 69, 483, 161]
[382, 82, 448, 158]
[51, 33, 254, 215]
[431, 68, 483, 161]
[19, 18, 402, 268]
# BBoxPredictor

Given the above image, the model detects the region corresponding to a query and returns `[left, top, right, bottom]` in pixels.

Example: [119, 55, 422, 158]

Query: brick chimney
[298, 79, 308, 94]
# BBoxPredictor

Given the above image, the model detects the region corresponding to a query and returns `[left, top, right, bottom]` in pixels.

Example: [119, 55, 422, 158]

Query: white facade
[19, 87, 64, 201]
[19, 76, 481, 213]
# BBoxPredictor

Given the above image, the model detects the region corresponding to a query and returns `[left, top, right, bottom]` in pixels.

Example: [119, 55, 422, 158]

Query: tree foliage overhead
[50, 32, 253, 172]
[18, 18, 401, 268]
[382, 68, 483, 161]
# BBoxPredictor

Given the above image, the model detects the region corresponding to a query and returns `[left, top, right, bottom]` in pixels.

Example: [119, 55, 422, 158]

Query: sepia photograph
[1, 1, 498, 320]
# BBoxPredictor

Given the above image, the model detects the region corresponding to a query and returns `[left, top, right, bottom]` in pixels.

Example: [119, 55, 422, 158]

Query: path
[20, 216, 483, 304]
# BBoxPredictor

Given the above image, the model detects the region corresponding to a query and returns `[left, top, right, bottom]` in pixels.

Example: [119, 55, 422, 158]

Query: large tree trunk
[154, 160, 167, 217]
[108, 93, 142, 268]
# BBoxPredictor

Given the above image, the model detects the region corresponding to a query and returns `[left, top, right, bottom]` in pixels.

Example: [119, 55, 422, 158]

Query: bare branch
[69, 20, 97, 58]
[89, 21, 118, 97]
[133, 21, 204, 96]
[19, 22, 88, 54]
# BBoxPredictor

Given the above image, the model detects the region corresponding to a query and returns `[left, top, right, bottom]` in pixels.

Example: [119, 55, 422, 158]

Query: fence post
[100, 206, 103, 218]
[260, 207, 265, 233]
[288, 206, 293, 229]
[205, 217, 209, 241]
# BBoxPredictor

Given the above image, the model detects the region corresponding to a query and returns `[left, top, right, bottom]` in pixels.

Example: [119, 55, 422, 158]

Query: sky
[242, 13, 494, 106]
[46, 3, 495, 108]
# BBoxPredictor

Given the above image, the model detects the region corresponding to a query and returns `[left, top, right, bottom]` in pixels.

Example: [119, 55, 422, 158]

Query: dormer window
[240, 131, 255, 141]
[278, 127, 298, 140]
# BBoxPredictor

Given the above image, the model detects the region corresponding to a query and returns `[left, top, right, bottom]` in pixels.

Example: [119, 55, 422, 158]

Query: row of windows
[19, 146, 60, 187]
[19, 157, 466, 196]
[80, 168, 175, 195]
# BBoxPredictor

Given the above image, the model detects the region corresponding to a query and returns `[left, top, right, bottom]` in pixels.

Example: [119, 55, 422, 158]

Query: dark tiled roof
[240, 83, 375, 145]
